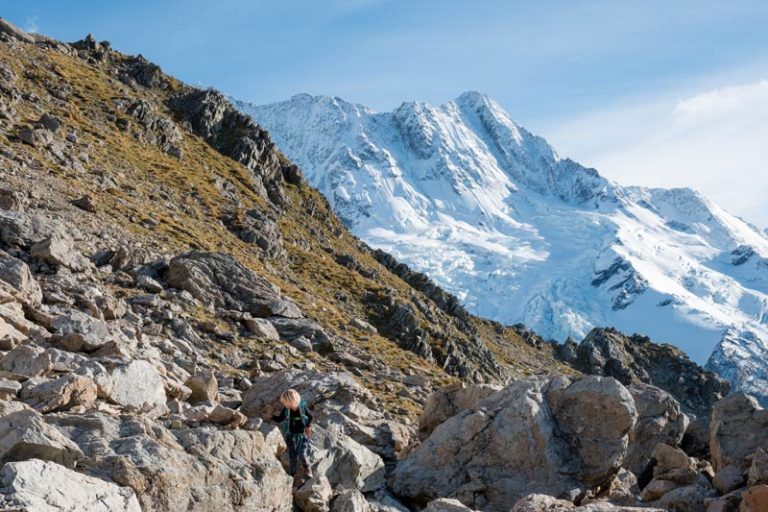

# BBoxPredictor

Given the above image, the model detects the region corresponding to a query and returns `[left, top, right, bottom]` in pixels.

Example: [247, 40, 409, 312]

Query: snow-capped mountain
[236, 92, 768, 400]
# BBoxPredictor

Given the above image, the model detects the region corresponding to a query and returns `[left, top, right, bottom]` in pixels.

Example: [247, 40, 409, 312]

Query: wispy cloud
[546, 79, 768, 230]
[23, 16, 39, 34]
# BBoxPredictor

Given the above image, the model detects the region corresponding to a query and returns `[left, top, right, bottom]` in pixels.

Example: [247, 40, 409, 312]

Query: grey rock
[31, 236, 89, 272]
[19, 374, 97, 413]
[51, 311, 112, 352]
[294, 475, 333, 512]
[560, 327, 729, 417]
[0, 250, 42, 305]
[109, 360, 167, 413]
[185, 369, 219, 404]
[710, 393, 768, 474]
[167, 252, 301, 317]
[0, 408, 84, 467]
[0, 459, 141, 512]
[331, 489, 371, 512]
[625, 383, 689, 475]
[392, 376, 638, 511]
[244, 316, 280, 340]
[419, 382, 501, 436]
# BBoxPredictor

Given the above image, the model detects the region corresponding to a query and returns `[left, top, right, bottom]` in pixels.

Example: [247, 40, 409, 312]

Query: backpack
[281, 400, 310, 435]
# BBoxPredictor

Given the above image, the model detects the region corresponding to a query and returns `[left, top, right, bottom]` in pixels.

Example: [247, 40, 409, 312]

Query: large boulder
[0, 249, 42, 305]
[392, 376, 638, 511]
[624, 383, 689, 475]
[50, 311, 113, 353]
[19, 374, 97, 413]
[241, 369, 375, 420]
[47, 413, 294, 511]
[419, 383, 501, 436]
[294, 475, 333, 512]
[0, 459, 141, 511]
[0, 211, 61, 248]
[710, 393, 768, 474]
[309, 426, 386, 492]
[166, 252, 301, 317]
[185, 368, 219, 404]
[108, 360, 167, 413]
[511, 494, 663, 511]
[30, 235, 90, 271]
[0, 407, 84, 467]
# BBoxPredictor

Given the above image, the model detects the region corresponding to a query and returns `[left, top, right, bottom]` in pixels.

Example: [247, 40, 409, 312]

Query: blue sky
[3, 1, 768, 226]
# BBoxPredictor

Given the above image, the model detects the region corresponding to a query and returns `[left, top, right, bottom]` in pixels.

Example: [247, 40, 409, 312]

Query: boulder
[244, 316, 280, 340]
[294, 475, 333, 512]
[392, 376, 637, 511]
[710, 393, 768, 473]
[241, 370, 374, 420]
[625, 383, 688, 475]
[51, 311, 112, 353]
[0, 212, 60, 248]
[166, 252, 301, 316]
[0, 378, 21, 400]
[740, 485, 768, 512]
[332, 489, 371, 512]
[0, 459, 141, 511]
[1, 344, 46, 376]
[512, 494, 663, 511]
[641, 444, 716, 509]
[419, 382, 501, 436]
[30, 235, 89, 272]
[310, 426, 386, 492]
[185, 369, 219, 404]
[48, 414, 294, 511]
[108, 360, 167, 412]
[0, 408, 84, 467]
[748, 448, 768, 486]
[70, 194, 97, 213]
[0, 250, 42, 305]
[19, 374, 97, 413]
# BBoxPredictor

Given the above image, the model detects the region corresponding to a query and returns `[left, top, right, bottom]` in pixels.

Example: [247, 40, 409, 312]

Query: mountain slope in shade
[236, 92, 768, 400]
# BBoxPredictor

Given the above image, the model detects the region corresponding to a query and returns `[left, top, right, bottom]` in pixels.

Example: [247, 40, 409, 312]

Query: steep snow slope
[236, 92, 768, 399]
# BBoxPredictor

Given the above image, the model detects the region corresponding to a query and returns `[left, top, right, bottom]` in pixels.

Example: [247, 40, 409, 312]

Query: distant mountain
[237, 92, 768, 400]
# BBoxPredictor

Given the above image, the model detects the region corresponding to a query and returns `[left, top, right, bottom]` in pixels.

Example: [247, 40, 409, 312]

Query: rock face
[419, 383, 501, 436]
[167, 251, 302, 317]
[710, 393, 768, 474]
[558, 328, 729, 417]
[0, 459, 141, 512]
[168, 88, 298, 203]
[624, 383, 689, 475]
[392, 376, 638, 511]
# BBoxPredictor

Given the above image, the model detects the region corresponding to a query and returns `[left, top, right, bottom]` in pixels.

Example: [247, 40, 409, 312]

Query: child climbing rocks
[272, 388, 314, 482]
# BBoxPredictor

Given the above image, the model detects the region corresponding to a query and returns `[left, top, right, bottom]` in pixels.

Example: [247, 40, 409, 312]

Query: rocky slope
[0, 17, 761, 512]
[238, 92, 768, 402]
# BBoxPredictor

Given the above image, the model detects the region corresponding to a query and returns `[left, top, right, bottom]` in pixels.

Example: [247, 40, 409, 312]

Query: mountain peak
[239, 91, 768, 402]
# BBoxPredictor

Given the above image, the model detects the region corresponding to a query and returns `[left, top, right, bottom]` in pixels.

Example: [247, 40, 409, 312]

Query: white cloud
[545, 79, 768, 230]
[23, 16, 39, 34]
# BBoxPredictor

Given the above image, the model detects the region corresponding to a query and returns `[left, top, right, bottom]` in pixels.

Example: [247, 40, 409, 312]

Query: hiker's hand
[304, 426, 312, 437]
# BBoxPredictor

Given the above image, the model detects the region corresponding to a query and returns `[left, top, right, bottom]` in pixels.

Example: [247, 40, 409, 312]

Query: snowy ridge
[236, 92, 768, 401]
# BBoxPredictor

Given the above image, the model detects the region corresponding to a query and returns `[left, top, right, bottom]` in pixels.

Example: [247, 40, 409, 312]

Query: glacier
[235, 91, 768, 400]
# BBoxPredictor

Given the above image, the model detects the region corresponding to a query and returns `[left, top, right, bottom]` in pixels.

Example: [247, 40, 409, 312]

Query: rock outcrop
[393, 376, 637, 511]
[557, 327, 729, 417]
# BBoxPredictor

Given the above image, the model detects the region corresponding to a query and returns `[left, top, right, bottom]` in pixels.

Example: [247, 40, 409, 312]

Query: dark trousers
[286, 434, 309, 476]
